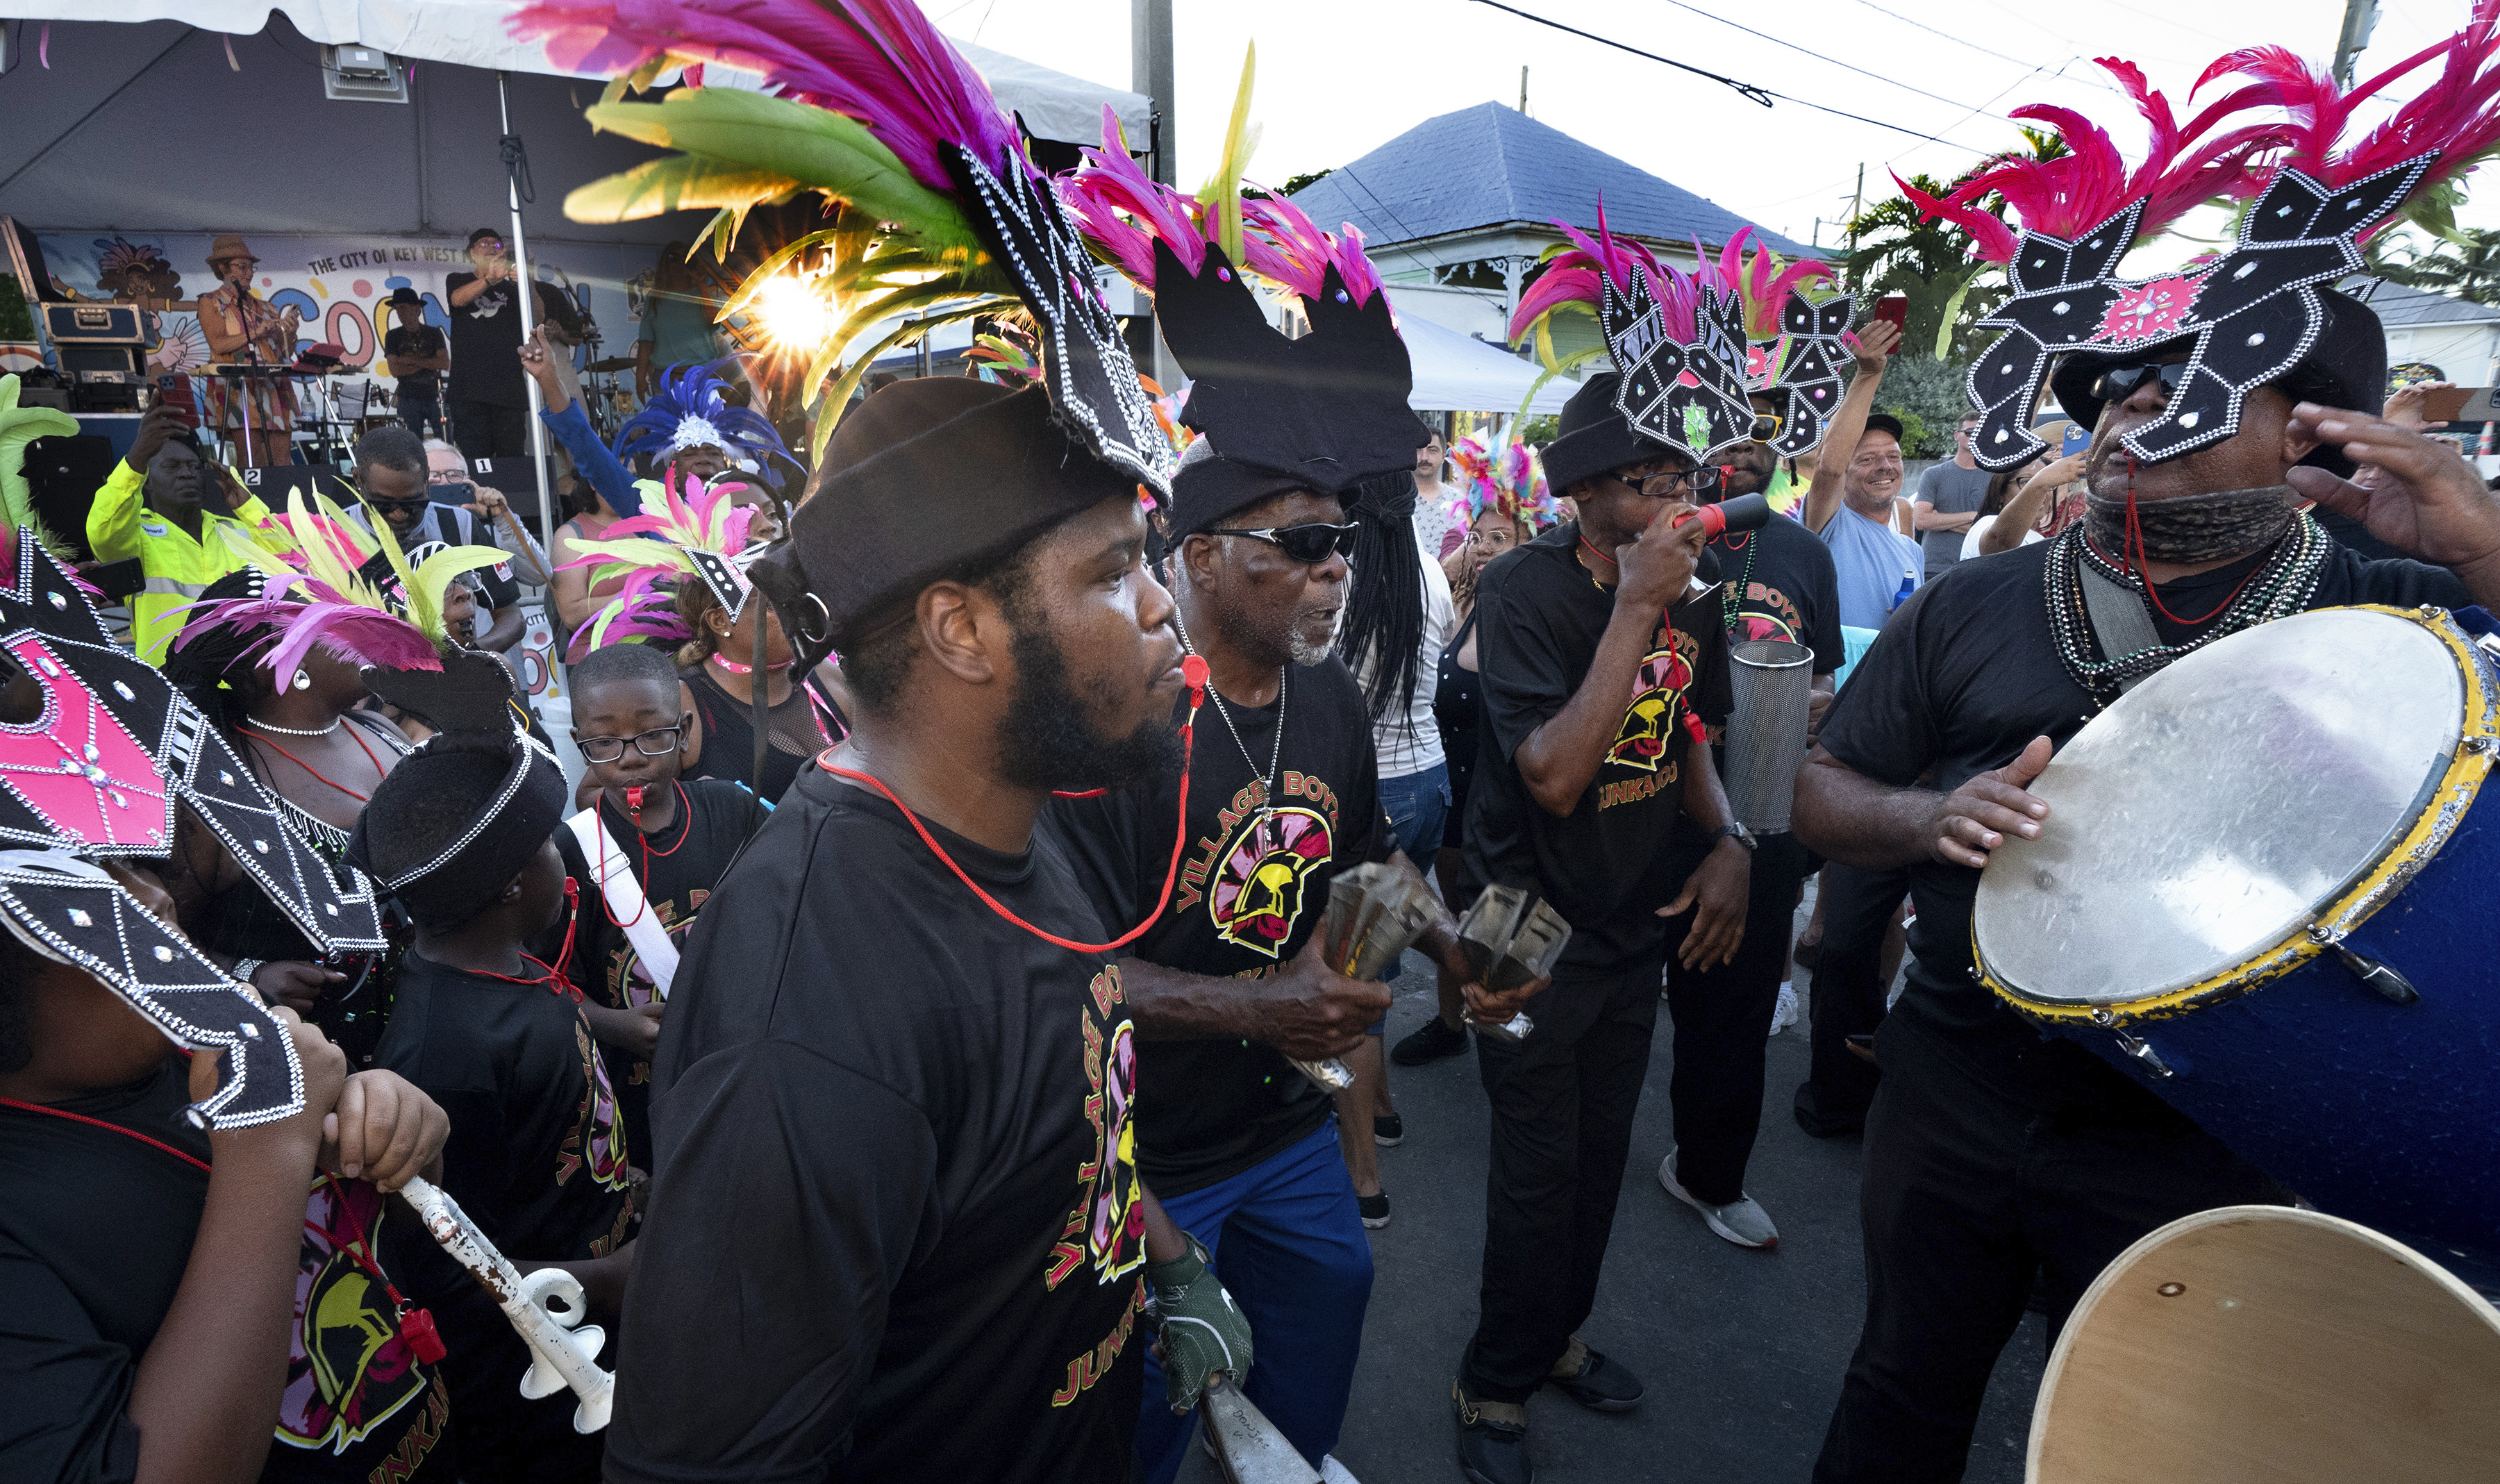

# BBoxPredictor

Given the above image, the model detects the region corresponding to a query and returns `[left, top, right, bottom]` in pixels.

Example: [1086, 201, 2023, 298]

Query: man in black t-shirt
[385, 287, 451, 441]
[1050, 437, 1491, 1484]
[609, 379, 1252, 1484]
[444, 227, 579, 464]
[1798, 296, 2500, 1483]
[1453, 372, 1741, 1481]
[1647, 386, 1847, 1252]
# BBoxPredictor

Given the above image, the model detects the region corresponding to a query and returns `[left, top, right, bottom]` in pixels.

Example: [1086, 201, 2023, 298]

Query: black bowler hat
[387, 287, 423, 307]
[1538, 374, 1682, 494]
[2047, 288, 2385, 479]
[748, 378, 1138, 661]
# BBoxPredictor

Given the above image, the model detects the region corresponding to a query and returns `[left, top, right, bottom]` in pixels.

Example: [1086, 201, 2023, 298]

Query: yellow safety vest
[84, 461, 285, 665]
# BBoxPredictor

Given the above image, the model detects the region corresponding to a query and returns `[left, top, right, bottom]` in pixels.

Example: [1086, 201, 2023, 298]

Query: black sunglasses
[1615, 465, 1723, 494]
[1204, 521, 1361, 564]
[2089, 361, 2190, 405]
[576, 724, 685, 764]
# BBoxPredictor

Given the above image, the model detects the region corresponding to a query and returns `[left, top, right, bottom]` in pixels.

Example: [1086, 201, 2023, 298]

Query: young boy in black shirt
[357, 716, 635, 1484]
[0, 860, 457, 1484]
[555, 642, 769, 1158]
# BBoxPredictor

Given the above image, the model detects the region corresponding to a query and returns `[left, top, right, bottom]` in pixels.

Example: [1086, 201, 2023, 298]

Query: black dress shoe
[1392, 1017, 1469, 1066]
[1547, 1347, 1642, 1412]
[1453, 1381, 1532, 1484]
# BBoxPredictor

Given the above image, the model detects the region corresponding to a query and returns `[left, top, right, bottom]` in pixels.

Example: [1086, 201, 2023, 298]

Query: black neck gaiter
[2085, 484, 2297, 565]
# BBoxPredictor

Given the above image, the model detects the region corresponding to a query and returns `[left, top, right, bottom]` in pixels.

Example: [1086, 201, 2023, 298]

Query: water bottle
[1891, 567, 1917, 612]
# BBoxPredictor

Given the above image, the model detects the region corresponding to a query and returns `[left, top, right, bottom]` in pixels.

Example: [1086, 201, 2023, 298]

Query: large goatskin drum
[1973, 605, 2500, 1276]
[2030, 1205, 2500, 1484]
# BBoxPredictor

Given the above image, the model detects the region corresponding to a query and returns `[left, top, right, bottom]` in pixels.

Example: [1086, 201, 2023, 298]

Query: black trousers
[1658, 831, 1810, 1204]
[451, 399, 531, 462]
[1793, 861, 1910, 1136]
[1461, 947, 1662, 1402]
[1811, 1008, 2287, 1484]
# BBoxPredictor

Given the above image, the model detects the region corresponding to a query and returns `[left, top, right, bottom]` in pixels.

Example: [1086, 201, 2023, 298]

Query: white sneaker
[1320, 1457, 1361, 1484]
[1659, 1149, 1780, 1249]
[1769, 981, 1800, 1036]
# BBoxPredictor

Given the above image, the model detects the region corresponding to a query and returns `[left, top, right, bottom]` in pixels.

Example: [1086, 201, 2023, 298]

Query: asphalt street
[1176, 940, 2051, 1484]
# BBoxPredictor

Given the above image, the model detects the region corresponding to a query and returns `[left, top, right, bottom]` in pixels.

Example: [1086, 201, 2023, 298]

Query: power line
[1463, 0, 1988, 149]
[1847, 0, 2128, 92]
[1651, 0, 2010, 115]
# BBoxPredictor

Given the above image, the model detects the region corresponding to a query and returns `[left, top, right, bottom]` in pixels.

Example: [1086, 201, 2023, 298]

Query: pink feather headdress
[561, 471, 761, 656]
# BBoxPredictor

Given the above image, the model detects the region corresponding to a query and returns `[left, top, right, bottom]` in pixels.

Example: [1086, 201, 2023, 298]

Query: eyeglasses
[576, 725, 685, 764]
[367, 495, 431, 515]
[2088, 361, 2189, 406]
[1955, 425, 1980, 438]
[472, 240, 506, 253]
[1204, 521, 1361, 564]
[1613, 466, 1722, 494]
[1749, 412, 1785, 442]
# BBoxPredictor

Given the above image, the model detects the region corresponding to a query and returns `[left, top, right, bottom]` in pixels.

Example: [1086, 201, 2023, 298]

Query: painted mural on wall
[34, 231, 660, 383]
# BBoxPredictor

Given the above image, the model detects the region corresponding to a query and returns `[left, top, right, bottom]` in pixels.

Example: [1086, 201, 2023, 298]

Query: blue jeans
[1135, 1122, 1375, 1482]
[1372, 762, 1451, 1003]
[397, 387, 449, 442]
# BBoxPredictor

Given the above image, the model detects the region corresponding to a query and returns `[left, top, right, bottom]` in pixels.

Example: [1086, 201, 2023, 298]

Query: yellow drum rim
[1981, 604, 2499, 1027]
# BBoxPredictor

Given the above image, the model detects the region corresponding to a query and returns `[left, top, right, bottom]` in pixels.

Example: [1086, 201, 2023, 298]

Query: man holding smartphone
[85, 401, 285, 662]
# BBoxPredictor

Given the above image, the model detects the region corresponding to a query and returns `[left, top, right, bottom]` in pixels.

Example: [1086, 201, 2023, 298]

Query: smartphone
[153, 374, 197, 427]
[2422, 385, 2499, 423]
[1870, 295, 1908, 354]
[2061, 422, 2092, 457]
[431, 479, 476, 508]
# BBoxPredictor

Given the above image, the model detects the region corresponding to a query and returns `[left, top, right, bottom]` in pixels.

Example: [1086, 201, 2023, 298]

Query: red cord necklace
[1575, 528, 1711, 747]
[0, 1094, 212, 1170]
[472, 881, 581, 999]
[240, 719, 385, 803]
[817, 656, 1208, 956]
[590, 783, 690, 931]
[2117, 455, 2265, 627]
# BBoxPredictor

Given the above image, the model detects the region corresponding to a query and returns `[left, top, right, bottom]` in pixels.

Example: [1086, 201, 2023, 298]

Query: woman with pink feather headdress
[560, 469, 842, 803]
[1804, 13, 2500, 1484]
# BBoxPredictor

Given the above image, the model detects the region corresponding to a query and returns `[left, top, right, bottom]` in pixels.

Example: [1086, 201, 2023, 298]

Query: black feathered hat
[347, 651, 565, 931]
[750, 379, 1140, 662]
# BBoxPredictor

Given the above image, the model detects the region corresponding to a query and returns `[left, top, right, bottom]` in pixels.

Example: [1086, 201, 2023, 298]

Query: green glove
[1147, 1233, 1253, 1413]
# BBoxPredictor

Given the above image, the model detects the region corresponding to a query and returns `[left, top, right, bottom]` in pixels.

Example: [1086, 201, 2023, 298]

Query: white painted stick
[398, 1174, 615, 1433]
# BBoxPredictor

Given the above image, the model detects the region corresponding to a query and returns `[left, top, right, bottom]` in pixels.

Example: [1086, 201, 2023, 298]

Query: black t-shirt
[608, 769, 1147, 1484]
[553, 778, 768, 1159]
[1817, 533, 2471, 1091]
[443, 275, 577, 409]
[0, 1061, 456, 1483]
[1462, 523, 1735, 972]
[1049, 658, 1392, 1195]
[1710, 514, 1845, 672]
[385, 324, 447, 393]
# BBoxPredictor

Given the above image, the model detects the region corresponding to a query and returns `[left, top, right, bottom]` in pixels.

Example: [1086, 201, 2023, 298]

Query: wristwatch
[1710, 822, 1758, 853]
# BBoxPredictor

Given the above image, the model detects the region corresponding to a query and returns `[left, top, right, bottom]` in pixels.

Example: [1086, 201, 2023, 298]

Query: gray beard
[1289, 606, 1345, 667]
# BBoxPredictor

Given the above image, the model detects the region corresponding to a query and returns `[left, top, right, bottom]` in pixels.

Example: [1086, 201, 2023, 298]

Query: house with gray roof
[1287, 102, 1811, 365]
[2344, 276, 2500, 388]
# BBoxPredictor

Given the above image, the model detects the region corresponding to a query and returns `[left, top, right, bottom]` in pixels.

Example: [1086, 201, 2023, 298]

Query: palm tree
[1841, 132, 2067, 362]
[2375, 228, 2500, 304]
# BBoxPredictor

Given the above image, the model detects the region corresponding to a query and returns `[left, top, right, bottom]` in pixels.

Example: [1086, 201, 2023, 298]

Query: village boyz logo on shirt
[559, 1019, 634, 1199]
[1047, 962, 1149, 1407]
[276, 1177, 449, 1467]
[1604, 621, 1701, 792]
[1728, 580, 1808, 645]
[1174, 772, 1347, 959]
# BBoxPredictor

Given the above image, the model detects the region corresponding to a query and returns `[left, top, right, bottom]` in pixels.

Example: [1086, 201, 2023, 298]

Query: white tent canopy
[6, 3, 1154, 144]
[1394, 305, 1572, 415]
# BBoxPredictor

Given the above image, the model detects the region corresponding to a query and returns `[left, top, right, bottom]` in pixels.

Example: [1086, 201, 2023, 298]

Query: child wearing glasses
[551, 642, 769, 1158]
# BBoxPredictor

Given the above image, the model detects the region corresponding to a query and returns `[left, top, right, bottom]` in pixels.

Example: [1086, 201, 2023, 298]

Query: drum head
[2030, 1205, 2500, 1484]
[1976, 607, 2465, 1007]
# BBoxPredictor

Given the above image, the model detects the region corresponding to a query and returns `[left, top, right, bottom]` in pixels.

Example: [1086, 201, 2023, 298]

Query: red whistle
[624, 785, 644, 817]
[1672, 493, 1774, 539]
[1181, 653, 1210, 697]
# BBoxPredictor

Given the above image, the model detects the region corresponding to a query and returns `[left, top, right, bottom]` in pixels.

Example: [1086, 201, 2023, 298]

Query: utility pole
[1519, 66, 1528, 112]
[1130, 0, 1181, 388]
[2334, 0, 2382, 85]
[1844, 163, 1865, 288]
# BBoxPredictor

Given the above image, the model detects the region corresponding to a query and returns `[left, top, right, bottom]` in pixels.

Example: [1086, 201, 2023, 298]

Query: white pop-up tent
[1394, 308, 1572, 416]
[1, 4, 1151, 549]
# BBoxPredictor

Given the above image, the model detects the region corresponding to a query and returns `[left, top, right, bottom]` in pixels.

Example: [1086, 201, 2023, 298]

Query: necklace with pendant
[1172, 610, 1286, 831]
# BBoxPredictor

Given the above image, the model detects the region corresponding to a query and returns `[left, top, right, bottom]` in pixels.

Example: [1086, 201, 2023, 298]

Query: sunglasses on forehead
[1203, 521, 1362, 564]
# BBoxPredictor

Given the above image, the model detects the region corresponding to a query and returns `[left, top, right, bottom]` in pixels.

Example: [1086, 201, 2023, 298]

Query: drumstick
[1199, 1374, 1322, 1483]
[395, 1174, 616, 1434]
